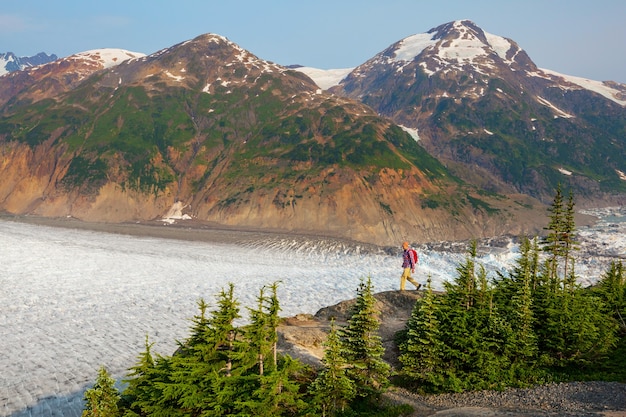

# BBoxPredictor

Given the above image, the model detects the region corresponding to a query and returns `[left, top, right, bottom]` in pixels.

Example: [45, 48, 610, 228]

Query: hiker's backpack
[408, 248, 418, 267]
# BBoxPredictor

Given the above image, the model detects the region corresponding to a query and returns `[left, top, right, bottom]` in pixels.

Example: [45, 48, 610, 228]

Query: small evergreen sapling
[82, 366, 121, 417]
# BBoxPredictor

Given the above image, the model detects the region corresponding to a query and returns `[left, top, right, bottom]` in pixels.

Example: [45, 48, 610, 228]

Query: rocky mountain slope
[0, 35, 542, 245]
[321, 20, 626, 204]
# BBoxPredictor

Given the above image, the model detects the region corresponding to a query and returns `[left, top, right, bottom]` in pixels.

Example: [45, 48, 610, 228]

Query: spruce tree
[120, 336, 157, 415]
[508, 255, 538, 364]
[82, 366, 121, 417]
[438, 244, 512, 390]
[542, 184, 579, 286]
[493, 237, 539, 367]
[340, 276, 390, 403]
[266, 281, 282, 369]
[534, 188, 617, 366]
[541, 280, 618, 366]
[561, 190, 579, 280]
[246, 356, 307, 417]
[398, 277, 445, 390]
[595, 261, 626, 329]
[247, 286, 274, 376]
[153, 287, 242, 415]
[208, 283, 241, 377]
[543, 183, 565, 284]
[310, 319, 356, 416]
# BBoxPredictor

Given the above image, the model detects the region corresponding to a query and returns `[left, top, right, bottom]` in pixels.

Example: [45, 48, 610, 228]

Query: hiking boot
[415, 283, 421, 291]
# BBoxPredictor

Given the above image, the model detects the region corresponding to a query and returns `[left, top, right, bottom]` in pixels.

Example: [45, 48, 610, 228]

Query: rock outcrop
[277, 290, 421, 367]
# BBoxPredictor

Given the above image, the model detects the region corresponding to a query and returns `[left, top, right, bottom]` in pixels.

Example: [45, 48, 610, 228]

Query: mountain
[0, 34, 543, 245]
[304, 20, 626, 204]
[0, 51, 58, 75]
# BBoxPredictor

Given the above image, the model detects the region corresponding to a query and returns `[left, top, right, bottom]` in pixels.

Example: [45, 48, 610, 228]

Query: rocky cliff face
[0, 138, 543, 244]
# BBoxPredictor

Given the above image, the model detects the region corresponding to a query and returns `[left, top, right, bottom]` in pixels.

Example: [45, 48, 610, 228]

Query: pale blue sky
[2, 0, 625, 82]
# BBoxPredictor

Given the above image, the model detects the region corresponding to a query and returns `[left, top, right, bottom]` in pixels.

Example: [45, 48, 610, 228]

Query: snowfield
[1, 207, 624, 416]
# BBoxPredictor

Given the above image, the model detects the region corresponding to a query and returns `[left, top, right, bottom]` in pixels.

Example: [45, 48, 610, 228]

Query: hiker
[400, 241, 421, 291]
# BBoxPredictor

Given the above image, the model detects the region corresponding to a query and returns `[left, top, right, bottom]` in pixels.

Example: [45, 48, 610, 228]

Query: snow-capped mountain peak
[390, 20, 527, 76]
[328, 19, 535, 86]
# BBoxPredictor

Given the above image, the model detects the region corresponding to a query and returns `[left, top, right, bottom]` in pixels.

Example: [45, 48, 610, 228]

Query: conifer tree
[543, 183, 565, 284]
[534, 188, 618, 366]
[541, 280, 618, 366]
[493, 237, 539, 366]
[561, 190, 579, 280]
[452, 240, 478, 310]
[508, 257, 538, 364]
[120, 336, 157, 415]
[266, 281, 282, 369]
[438, 244, 512, 390]
[494, 237, 539, 301]
[208, 283, 241, 377]
[186, 297, 211, 349]
[245, 356, 307, 417]
[595, 261, 626, 329]
[399, 277, 445, 390]
[542, 184, 579, 286]
[82, 366, 121, 417]
[310, 319, 356, 416]
[247, 286, 274, 376]
[152, 287, 242, 415]
[340, 276, 390, 403]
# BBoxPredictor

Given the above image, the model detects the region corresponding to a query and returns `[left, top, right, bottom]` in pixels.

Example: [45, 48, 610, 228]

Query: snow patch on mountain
[292, 66, 353, 90]
[437, 21, 490, 62]
[536, 96, 575, 118]
[399, 125, 420, 141]
[69, 48, 145, 69]
[536, 68, 626, 106]
[484, 33, 520, 64]
[165, 70, 184, 82]
[393, 33, 437, 62]
[161, 201, 192, 224]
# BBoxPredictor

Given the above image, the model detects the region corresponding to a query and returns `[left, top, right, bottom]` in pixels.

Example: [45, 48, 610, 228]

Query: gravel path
[385, 381, 626, 416]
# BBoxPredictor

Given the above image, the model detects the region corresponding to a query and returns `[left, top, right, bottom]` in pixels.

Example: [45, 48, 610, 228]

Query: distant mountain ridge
[0, 48, 145, 108]
[0, 51, 58, 75]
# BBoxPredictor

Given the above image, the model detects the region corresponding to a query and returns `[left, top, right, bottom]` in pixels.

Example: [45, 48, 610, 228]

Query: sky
[2, 1, 625, 83]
